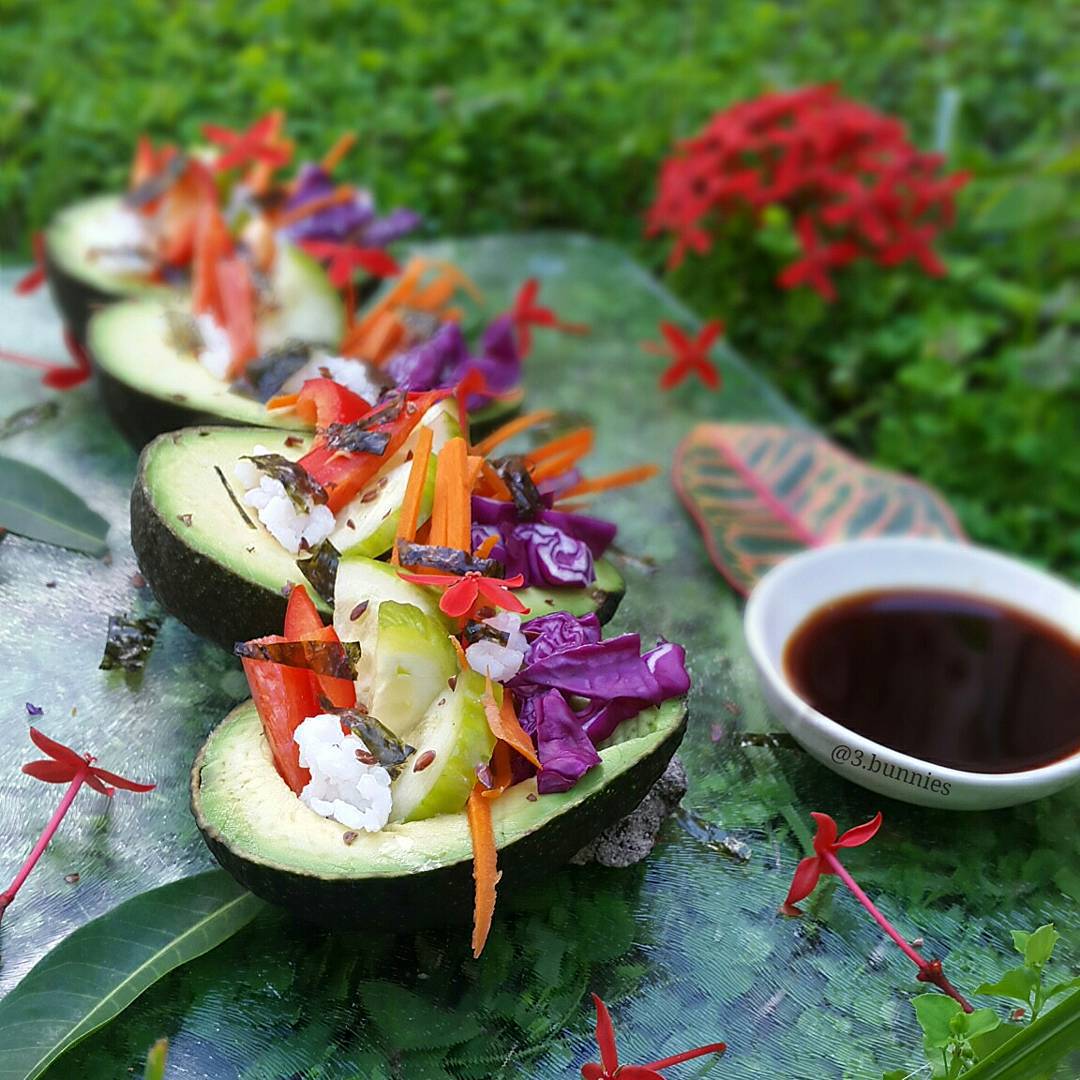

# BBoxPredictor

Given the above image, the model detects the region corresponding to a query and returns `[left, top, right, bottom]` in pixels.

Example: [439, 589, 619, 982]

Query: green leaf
[1022, 925, 1059, 968]
[1045, 976, 1080, 1003]
[976, 966, 1038, 1003]
[142, 1038, 168, 1080]
[356, 981, 483, 1051]
[0, 871, 262, 1080]
[1010, 930, 1030, 957]
[914, 994, 964, 1049]
[962, 1009, 1002, 1041]
[0, 455, 109, 556]
[962, 990, 1080, 1079]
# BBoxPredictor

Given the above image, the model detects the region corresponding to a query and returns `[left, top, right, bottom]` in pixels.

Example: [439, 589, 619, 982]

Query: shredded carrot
[429, 438, 466, 548]
[478, 459, 512, 500]
[391, 425, 434, 564]
[556, 464, 661, 500]
[472, 410, 556, 458]
[450, 634, 468, 671]
[529, 448, 588, 485]
[321, 132, 357, 173]
[467, 785, 499, 958]
[474, 532, 499, 560]
[466, 454, 484, 491]
[265, 392, 299, 412]
[524, 428, 593, 468]
[275, 185, 354, 229]
[482, 740, 513, 800]
[483, 677, 541, 768]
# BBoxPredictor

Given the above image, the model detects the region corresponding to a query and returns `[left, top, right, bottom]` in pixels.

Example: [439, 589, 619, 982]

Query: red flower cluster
[646, 85, 969, 301]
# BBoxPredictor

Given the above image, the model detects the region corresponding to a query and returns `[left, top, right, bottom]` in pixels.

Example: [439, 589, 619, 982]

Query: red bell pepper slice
[301, 389, 447, 512]
[157, 160, 218, 266]
[292, 378, 373, 428]
[283, 586, 356, 710]
[242, 633, 319, 794]
[217, 256, 259, 376]
[192, 205, 233, 318]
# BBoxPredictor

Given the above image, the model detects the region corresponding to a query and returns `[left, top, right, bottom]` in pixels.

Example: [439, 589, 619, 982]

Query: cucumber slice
[389, 670, 497, 822]
[369, 601, 458, 738]
[333, 557, 451, 699]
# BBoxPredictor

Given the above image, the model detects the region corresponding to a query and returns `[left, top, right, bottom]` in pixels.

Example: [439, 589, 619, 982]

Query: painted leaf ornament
[673, 423, 965, 594]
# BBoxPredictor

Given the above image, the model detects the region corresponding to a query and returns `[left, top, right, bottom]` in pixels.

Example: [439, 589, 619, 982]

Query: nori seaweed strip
[214, 466, 257, 529]
[462, 621, 510, 647]
[491, 454, 544, 519]
[395, 541, 502, 577]
[124, 153, 190, 209]
[243, 454, 328, 510]
[99, 614, 162, 673]
[297, 540, 340, 605]
[323, 425, 391, 456]
[233, 638, 362, 680]
[231, 341, 314, 402]
[338, 709, 415, 778]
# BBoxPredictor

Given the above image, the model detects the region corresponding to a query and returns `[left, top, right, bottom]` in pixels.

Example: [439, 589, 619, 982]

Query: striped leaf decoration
[673, 423, 965, 594]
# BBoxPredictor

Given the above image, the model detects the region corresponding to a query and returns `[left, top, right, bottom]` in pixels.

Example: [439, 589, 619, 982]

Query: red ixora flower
[582, 994, 726, 1079]
[782, 810, 882, 913]
[14, 233, 46, 295]
[298, 239, 400, 288]
[0, 727, 155, 921]
[203, 113, 292, 174]
[0, 329, 93, 390]
[398, 570, 529, 619]
[645, 85, 970, 302]
[507, 279, 589, 358]
[643, 320, 724, 391]
[781, 810, 973, 1012]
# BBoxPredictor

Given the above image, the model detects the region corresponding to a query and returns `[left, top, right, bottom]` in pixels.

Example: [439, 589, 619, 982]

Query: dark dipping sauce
[784, 589, 1080, 773]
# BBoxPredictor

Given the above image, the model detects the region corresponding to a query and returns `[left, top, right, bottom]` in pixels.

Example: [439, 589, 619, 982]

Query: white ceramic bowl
[743, 537, 1080, 810]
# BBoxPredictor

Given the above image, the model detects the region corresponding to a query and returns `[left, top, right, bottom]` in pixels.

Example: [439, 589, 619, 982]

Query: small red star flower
[782, 811, 882, 914]
[0, 329, 92, 391]
[204, 113, 292, 174]
[776, 217, 859, 302]
[507, 279, 589, 357]
[14, 234, 46, 295]
[398, 570, 529, 619]
[643, 320, 724, 391]
[298, 239, 400, 288]
[1, 727, 155, 922]
[582, 994, 726, 1079]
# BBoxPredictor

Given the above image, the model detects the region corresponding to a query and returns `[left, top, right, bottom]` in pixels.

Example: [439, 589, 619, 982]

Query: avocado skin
[191, 706, 686, 927]
[130, 437, 291, 647]
[43, 241, 123, 347]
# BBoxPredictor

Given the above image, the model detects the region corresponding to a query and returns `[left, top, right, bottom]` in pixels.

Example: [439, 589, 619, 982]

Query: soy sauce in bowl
[784, 589, 1080, 774]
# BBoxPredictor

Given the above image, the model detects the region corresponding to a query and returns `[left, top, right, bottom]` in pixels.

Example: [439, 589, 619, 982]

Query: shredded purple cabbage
[504, 617, 689, 793]
[282, 164, 421, 247]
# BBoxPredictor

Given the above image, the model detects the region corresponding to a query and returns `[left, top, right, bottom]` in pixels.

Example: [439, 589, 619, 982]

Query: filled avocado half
[43, 194, 173, 345]
[192, 695, 686, 926]
[88, 244, 346, 449]
[131, 420, 626, 649]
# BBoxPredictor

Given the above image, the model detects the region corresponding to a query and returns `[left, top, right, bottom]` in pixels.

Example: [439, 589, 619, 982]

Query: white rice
[281, 353, 384, 403]
[466, 612, 528, 682]
[82, 205, 153, 274]
[233, 445, 336, 554]
[196, 314, 234, 379]
[294, 713, 393, 832]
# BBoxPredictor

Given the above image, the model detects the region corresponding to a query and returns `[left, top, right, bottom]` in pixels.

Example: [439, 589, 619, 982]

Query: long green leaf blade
[0, 455, 109, 555]
[963, 990, 1080, 1079]
[0, 871, 262, 1080]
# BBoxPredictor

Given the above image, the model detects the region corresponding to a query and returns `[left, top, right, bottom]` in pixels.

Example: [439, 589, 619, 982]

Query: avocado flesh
[89, 242, 345, 444]
[132, 425, 626, 649]
[192, 695, 686, 924]
[44, 194, 172, 343]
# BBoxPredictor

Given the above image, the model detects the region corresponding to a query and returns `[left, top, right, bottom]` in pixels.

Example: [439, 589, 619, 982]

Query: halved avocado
[43, 194, 173, 345]
[191, 695, 686, 926]
[131, 425, 625, 649]
[88, 243, 345, 449]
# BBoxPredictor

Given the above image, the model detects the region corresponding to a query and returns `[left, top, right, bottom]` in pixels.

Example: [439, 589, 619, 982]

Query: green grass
[1, 0, 1077, 575]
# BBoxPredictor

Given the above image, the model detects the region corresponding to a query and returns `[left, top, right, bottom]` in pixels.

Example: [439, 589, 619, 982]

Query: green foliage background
[0, 0, 1077, 573]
